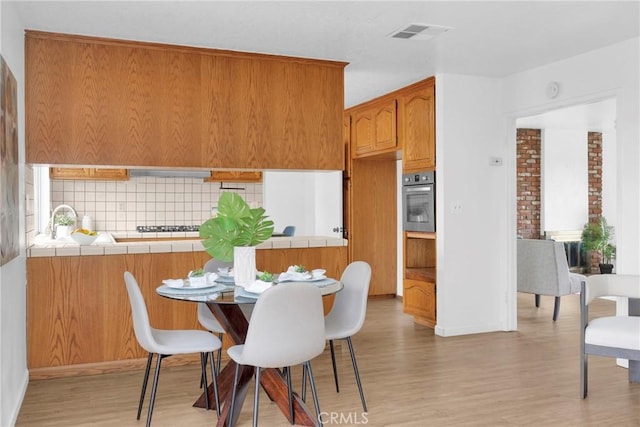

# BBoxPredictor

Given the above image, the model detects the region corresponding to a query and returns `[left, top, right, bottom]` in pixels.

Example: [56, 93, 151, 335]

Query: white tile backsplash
[50, 176, 263, 232]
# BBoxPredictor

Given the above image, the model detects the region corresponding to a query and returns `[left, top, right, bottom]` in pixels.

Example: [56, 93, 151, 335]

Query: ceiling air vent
[388, 24, 452, 41]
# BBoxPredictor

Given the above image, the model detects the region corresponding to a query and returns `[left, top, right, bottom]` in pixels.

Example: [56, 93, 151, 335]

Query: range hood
[129, 169, 211, 179]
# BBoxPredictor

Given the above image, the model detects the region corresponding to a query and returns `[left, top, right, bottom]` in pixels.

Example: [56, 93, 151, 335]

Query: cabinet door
[400, 80, 435, 172]
[403, 279, 436, 326]
[351, 99, 397, 158]
[373, 99, 397, 151]
[351, 109, 374, 157]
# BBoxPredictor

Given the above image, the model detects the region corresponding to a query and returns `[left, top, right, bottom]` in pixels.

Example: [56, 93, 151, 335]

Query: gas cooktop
[136, 225, 200, 233]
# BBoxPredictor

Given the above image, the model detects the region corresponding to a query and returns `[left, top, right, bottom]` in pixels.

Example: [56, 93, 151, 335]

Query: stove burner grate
[136, 225, 200, 233]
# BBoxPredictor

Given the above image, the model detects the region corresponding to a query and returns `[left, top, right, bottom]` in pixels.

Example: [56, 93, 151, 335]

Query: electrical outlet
[451, 202, 462, 214]
[118, 202, 126, 212]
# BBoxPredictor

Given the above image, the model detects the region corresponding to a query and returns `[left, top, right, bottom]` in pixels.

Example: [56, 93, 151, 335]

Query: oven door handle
[404, 186, 432, 193]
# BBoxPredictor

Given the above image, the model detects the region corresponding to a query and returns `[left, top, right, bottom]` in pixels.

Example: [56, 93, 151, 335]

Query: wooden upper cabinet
[26, 31, 346, 170]
[399, 78, 436, 172]
[351, 99, 397, 158]
[204, 171, 262, 183]
[49, 168, 129, 180]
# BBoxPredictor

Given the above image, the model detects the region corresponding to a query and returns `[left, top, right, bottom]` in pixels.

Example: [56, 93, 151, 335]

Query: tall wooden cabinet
[399, 78, 435, 172]
[26, 31, 346, 170]
[344, 76, 437, 317]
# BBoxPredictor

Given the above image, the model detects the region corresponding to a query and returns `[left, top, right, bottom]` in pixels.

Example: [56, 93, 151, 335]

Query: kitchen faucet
[49, 204, 78, 239]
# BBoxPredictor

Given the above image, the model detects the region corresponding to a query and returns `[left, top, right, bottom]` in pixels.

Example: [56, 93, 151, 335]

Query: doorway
[514, 98, 617, 316]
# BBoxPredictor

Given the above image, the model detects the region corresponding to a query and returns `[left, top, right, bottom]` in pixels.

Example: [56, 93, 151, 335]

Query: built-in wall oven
[402, 171, 435, 232]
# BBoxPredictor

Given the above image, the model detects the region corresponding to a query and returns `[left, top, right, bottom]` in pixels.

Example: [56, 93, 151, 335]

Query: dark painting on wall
[0, 55, 19, 266]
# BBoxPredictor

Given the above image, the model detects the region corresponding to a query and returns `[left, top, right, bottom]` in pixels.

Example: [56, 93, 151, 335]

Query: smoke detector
[388, 24, 452, 41]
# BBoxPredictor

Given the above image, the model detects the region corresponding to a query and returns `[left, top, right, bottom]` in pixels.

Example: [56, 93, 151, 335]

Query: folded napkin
[162, 279, 185, 288]
[244, 280, 273, 294]
[278, 266, 312, 282]
[187, 272, 218, 288]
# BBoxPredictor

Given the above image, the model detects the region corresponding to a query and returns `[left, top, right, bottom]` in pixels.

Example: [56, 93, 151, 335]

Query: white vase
[234, 246, 257, 287]
[56, 225, 72, 239]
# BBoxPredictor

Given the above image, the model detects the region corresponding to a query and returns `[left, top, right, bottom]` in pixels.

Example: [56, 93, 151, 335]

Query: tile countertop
[27, 232, 348, 257]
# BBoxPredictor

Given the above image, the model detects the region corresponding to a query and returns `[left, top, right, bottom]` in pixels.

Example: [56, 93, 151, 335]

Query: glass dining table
[156, 277, 343, 427]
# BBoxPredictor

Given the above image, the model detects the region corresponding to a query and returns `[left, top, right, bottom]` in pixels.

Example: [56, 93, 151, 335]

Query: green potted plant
[199, 192, 274, 286]
[581, 217, 616, 274]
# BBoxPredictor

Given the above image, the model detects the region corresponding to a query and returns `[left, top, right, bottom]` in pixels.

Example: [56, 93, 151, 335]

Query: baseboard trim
[8, 369, 29, 426]
[29, 354, 202, 380]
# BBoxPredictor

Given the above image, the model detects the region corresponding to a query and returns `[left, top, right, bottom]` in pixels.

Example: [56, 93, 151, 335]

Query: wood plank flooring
[17, 294, 640, 426]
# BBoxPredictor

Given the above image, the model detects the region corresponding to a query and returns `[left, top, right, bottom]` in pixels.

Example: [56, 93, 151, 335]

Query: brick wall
[587, 131, 603, 271]
[516, 129, 541, 239]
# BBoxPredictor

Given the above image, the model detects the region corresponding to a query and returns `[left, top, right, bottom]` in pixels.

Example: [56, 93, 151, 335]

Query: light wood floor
[17, 294, 640, 426]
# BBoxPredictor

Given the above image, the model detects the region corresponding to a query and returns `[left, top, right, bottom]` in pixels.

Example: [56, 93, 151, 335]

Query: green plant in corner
[581, 216, 616, 266]
[199, 192, 274, 262]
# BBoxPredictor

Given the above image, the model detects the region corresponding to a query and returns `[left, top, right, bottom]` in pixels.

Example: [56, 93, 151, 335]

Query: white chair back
[124, 271, 157, 353]
[327, 261, 371, 337]
[241, 282, 325, 368]
[584, 274, 640, 305]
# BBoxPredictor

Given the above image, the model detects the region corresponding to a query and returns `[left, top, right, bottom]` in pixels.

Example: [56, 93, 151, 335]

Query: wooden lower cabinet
[403, 279, 436, 327]
[26, 246, 347, 378]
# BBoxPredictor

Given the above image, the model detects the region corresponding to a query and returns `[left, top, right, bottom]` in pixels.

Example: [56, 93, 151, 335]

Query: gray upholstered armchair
[517, 238, 586, 321]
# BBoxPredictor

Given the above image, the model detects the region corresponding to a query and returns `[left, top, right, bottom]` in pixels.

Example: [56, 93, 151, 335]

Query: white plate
[163, 279, 219, 289]
[277, 274, 326, 283]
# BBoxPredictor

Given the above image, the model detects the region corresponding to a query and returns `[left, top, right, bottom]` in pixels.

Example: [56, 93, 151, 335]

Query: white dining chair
[227, 282, 326, 427]
[581, 274, 640, 398]
[313, 261, 371, 412]
[124, 271, 221, 427]
[200, 258, 234, 375]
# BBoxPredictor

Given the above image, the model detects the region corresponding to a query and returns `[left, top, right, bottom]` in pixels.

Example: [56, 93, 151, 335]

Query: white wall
[435, 74, 507, 336]
[503, 37, 639, 275]
[503, 37, 639, 329]
[434, 37, 639, 337]
[0, 2, 28, 425]
[541, 129, 589, 231]
[263, 171, 342, 237]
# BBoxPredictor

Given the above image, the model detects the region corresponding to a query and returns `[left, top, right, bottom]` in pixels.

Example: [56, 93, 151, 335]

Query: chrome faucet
[50, 204, 78, 239]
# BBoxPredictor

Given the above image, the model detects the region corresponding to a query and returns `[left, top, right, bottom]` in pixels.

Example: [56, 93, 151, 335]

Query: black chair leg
[146, 353, 164, 427]
[305, 361, 323, 427]
[216, 332, 223, 376]
[535, 294, 540, 308]
[301, 364, 307, 402]
[553, 296, 561, 321]
[346, 337, 367, 413]
[200, 352, 210, 410]
[253, 367, 261, 427]
[228, 363, 240, 426]
[209, 351, 221, 416]
[329, 339, 340, 393]
[137, 352, 154, 420]
[286, 366, 294, 424]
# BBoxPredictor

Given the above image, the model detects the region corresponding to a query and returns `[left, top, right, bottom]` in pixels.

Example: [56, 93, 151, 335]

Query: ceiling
[11, 1, 640, 107]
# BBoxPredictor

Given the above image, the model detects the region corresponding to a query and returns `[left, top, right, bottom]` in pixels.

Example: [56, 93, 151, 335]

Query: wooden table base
[193, 303, 318, 426]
